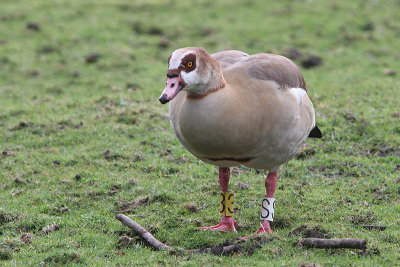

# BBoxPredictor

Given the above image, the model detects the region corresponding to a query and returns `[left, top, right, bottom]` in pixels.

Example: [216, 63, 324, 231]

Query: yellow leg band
[219, 192, 234, 216]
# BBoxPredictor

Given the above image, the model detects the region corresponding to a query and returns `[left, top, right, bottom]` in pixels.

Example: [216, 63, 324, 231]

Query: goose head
[159, 47, 225, 104]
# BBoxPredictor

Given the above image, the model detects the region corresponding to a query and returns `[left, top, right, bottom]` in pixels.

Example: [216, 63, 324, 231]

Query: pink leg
[201, 167, 238, 232]
[240, 171, 277, 239]
[255, 171, 277, 234]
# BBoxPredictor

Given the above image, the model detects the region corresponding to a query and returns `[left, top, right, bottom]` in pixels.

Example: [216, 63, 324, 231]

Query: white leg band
[260, 197, 275, 221]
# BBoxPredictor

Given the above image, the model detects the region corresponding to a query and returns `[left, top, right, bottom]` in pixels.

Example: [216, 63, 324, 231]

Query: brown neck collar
[186, 60, 226, 99]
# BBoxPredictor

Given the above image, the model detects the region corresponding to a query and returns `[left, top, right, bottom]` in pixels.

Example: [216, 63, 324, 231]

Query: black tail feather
[308, 125, 322, 138]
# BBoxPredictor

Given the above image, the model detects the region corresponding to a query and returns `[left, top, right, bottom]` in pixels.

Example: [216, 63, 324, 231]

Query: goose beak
[159, 75, 183, 104]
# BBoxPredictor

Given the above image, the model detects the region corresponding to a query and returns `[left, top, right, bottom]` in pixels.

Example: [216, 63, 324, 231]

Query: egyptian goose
[159, 47, 322, 236]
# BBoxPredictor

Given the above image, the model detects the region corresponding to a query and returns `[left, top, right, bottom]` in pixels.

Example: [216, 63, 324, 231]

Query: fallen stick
[115, 214, 273, 255]
[115, 214, 172, 250]
[300, 238, 367, 249]
[116, 215, 367, 253]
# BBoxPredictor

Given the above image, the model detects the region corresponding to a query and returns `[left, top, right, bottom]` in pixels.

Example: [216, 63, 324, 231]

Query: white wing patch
[290, 87, 307, 106]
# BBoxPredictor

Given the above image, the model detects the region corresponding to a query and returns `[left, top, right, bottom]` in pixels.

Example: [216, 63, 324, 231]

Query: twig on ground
[299, 238, 367, 249]
[116, 214, 368, 254]
[115, 214, 172, 250]
[115, 214, 273, 255]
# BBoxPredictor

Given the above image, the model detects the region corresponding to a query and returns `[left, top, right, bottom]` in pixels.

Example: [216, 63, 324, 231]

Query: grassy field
[1, 0, 399, 265]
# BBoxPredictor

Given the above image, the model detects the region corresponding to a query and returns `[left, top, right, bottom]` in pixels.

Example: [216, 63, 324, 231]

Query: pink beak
[159, 76, 183, 104]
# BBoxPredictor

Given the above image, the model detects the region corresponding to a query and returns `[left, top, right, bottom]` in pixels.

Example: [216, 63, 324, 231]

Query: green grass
[1, 0, 399, 265]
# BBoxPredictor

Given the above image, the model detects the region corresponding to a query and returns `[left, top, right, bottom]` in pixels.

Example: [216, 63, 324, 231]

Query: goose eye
[187, 62, 193, 68]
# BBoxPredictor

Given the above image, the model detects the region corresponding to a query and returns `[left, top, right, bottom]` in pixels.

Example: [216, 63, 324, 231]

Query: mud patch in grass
[40, 223, 60, 235]
[290, 225, 330, 238]
[102, 149, 127, 161]
[273, 217, 293, 230]
[0, 249, 12, 261]
[152, 192, 174, 203]
[8, 121, 32, 131]
[43, 252, 81, 264]
[0, 213, 16, 225]
[117, 196, 149, 213]
[20, 233, 34, 244]
[349, 211, 377, 225]
[369, 143, 400, 157]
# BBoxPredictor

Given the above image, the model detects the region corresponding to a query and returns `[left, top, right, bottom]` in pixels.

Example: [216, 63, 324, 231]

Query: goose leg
[255, 171, 277, 234]
[240, 171, 277, 239]
[201, 167, 238, 232]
